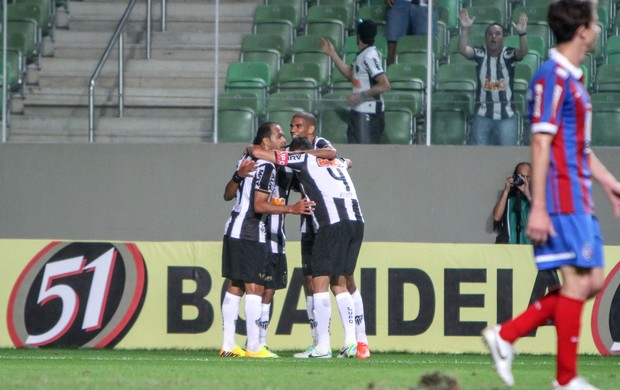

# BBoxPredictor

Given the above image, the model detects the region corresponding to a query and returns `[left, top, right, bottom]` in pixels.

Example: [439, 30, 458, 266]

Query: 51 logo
[7, 242, 147, 348]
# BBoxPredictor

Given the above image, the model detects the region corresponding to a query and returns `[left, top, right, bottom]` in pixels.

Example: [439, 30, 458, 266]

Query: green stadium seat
[3, 19, 40, 67]
[267, 91, 316, 114]
[357, 4, 387, 36]
[604, 35, 620, 64]
[253, 5, 296, 58]
[386, 63, 428, 109]
[504, 35, 546, 61]
[217, 109, 257, 143]
[382, 108, 415, 144]
[316, 0, 355, 31]
[263, 0, 304, 29]
[276, 62, 322, 101]
[437, 0, 460, 32]
[462, 6, 505, 36]
[330, 66, 351, 92]
[291, 35, 332, 93]
[435, 63, 476, 107]
[593, 64, 620, 93]
[239, 34, 285, 84]
[431, 92, 472, 145]
[305, 5, 347, 54]
[318, 91, 349, 143]
[225, 62, 272, 115]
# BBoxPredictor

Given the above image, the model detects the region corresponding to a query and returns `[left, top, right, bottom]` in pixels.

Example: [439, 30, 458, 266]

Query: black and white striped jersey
[266, 165, 294, 254]
[224, 155, 277, 243]
[472, 46, 519, 120]
[276, 152, 364, 230]
[299, 136, 334, 235]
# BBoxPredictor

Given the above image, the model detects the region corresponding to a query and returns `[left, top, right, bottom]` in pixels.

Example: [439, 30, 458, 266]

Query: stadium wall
[1, 145, 619, 353]
[1, 144, 620, 244]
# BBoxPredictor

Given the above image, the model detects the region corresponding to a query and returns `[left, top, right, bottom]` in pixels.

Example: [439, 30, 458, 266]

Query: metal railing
[88, 0, 157, 143]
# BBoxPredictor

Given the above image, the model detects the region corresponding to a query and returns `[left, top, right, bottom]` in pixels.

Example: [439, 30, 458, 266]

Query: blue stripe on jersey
[529, 56, 593, 215]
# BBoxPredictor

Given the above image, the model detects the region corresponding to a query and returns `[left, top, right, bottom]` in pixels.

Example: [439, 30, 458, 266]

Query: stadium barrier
[2, 240, 619, 355]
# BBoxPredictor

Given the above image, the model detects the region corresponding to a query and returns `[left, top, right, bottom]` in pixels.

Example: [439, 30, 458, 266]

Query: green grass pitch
[0, 349, 617, 389]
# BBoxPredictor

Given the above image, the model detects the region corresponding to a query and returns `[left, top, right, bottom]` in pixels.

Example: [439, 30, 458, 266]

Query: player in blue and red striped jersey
[481, 1, 620, 389]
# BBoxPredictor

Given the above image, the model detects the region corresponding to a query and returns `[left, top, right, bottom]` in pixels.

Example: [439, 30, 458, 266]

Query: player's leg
[332, 274, 356, 358]
[553, 266, 604, 388]
[220, 279, 245, 357]
[260, 288, 275, 348]
[310, 275, 333, 358]
[294, 232, 318, 358]
[347, 276, 370, 358]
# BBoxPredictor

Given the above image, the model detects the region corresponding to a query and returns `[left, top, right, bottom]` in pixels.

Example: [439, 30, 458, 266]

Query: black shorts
[301, 230, 315, 277]
[265, 253, 288, 290]
[222, 236, 270, 285]
[311, 220, 364, 277]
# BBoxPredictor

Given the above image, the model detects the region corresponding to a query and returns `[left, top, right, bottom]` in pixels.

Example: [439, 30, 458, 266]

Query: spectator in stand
[385, 0, 438, 66]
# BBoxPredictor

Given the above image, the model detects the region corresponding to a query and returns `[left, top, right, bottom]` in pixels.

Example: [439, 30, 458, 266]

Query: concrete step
[8, 114, 214, 143]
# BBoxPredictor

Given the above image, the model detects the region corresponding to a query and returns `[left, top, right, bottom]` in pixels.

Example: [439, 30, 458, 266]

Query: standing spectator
[385, 0, 438, 66]
[459, 9, 529, 146]
[493, 162, 532, 244]
[481, 1, 620, 389]
[321, 19, 391, 144]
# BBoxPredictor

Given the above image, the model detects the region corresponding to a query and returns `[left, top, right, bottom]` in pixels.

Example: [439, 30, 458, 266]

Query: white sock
[306, 295, 317, 345]
[335, 292, 356, 347]
[244, 294, 262, 353]
[313, 292, 332, 353]
[221, 292, 241, 351]
[259, 303, 271, 347]
[351, 289, 368, 344]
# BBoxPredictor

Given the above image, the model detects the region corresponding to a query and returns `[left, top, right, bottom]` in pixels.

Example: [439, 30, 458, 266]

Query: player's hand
[606, 181, 620, 217]
[237, 159, 257, 178]
[526, 207, 556, 246]
[290, 197, 316, 215]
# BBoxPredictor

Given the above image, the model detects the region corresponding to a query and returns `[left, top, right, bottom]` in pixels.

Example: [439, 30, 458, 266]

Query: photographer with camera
[493, 162, 532, 244]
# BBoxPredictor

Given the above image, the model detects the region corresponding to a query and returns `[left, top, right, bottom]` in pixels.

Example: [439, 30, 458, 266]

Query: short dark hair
[357, 19, 377, 45]
[253, 122, 276, 145]
[289, 136, 312, 151]
[548, 0, 595, 44]
[292, 112, 317, 128]
[485, 23, 505, 36]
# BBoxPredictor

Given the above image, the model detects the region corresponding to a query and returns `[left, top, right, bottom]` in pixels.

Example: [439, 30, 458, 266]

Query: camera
[513, 174, 525, 186]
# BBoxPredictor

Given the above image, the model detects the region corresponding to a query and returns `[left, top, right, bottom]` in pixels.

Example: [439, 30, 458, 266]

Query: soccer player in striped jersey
[248, 136, 365, 359]
[289, 112, 371, 359]
[220, 122, 315, 358]
[481, 2, 620, 389]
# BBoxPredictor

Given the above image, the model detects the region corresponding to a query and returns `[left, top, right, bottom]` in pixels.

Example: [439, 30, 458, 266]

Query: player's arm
[254, 190, 315, 215]
[223, 159, 257, 201]
[307, 148, 337, 160]
[590, 152, 620, 217]
[526, 132, 556, 245]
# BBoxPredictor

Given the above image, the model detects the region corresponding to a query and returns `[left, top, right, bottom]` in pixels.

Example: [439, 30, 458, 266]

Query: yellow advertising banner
[1, 240, 619, 354]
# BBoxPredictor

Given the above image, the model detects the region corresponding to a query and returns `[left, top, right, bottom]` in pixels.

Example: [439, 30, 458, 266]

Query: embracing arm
[254, 191, 316, 215]
[223, 159, 257, 201]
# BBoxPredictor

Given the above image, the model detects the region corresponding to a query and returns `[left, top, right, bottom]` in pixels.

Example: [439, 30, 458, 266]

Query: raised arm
[321, 38, 353, 81]
[512, 12, 529, 60]
[458, 9, 475, 59]
[223, 159, 257, 201]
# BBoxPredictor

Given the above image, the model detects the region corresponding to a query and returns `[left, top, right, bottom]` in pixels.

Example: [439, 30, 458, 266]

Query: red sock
[554, 294, 584, 386]
[499, 291, 559, 343]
